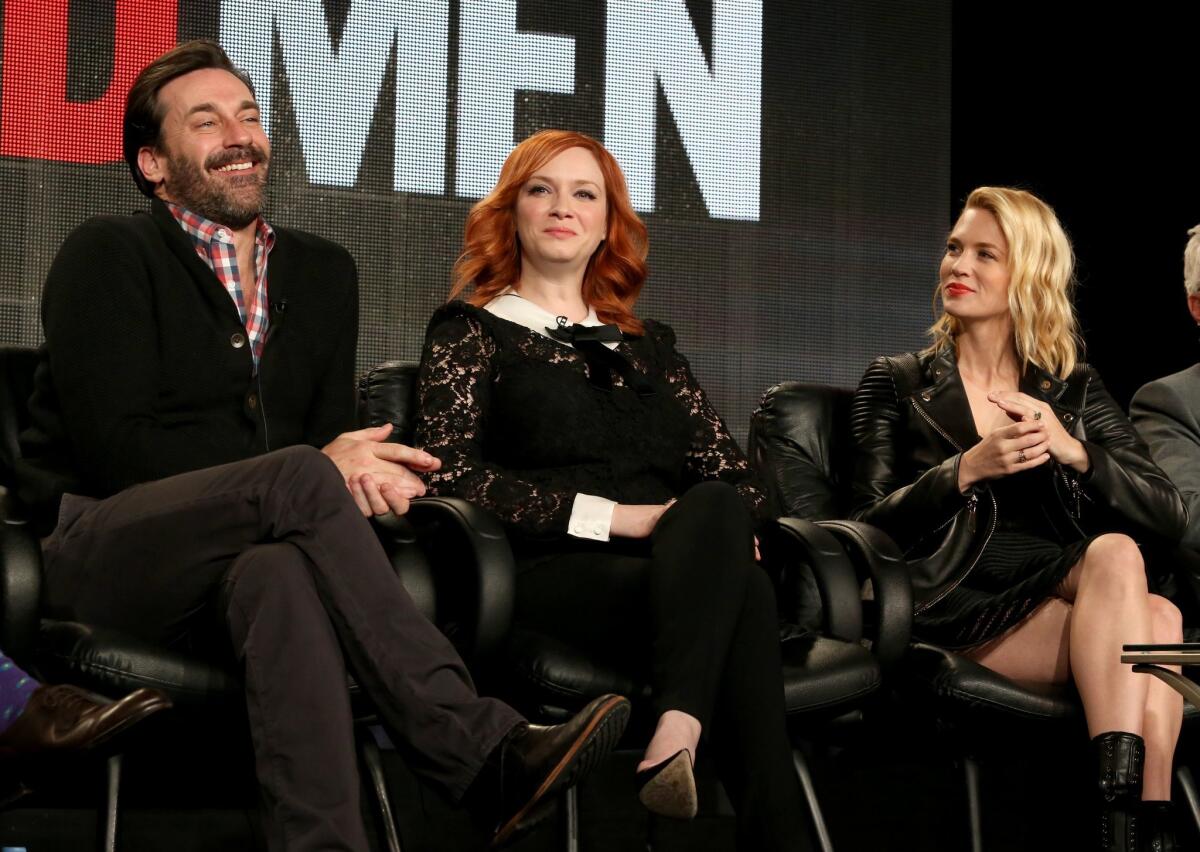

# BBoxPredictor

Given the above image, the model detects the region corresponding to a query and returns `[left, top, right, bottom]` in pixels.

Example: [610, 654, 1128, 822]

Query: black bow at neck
[546, 318, 655, 397]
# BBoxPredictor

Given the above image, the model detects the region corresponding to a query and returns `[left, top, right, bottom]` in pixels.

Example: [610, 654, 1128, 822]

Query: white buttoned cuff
[568, 493, 617, 541]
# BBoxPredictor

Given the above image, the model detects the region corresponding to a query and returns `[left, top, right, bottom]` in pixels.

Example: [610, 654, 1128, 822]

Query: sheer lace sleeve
[653, 323, 767, 519]
[415, 308, 574, 535]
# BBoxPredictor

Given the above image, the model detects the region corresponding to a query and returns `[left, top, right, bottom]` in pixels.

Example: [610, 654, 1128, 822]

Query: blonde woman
[849, 187, 1187, 851]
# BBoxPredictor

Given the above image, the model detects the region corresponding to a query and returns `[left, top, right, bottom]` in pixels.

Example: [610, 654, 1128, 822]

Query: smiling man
[15, 41, 627, 852]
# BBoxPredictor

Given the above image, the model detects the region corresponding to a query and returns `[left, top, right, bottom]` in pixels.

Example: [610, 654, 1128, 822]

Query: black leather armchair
[359, 361, 891, 852]
[751, 380, 1200, 851]
[0, 345, 516, 852]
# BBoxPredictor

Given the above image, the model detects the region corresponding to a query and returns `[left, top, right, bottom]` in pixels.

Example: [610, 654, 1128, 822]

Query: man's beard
[162, 144, 269, 229]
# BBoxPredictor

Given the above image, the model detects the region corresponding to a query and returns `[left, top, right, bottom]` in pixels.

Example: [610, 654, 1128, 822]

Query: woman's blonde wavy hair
[926, 186, 1080, 379]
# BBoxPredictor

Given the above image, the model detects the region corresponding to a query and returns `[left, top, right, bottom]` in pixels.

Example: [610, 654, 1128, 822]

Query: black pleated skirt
[913, 529, 1095, 649]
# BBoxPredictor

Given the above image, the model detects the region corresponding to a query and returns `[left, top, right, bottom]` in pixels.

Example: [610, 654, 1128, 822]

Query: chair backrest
[749, 381, 856, 521]
[0, 346, 43, 659]
[357, 360, 421, 442]
[0, 345, 40, 501]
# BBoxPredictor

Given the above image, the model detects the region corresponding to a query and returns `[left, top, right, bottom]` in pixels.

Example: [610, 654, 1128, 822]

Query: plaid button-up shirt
[166, 202, 276, 369]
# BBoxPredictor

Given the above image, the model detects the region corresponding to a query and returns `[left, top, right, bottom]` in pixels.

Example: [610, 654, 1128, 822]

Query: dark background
[2, 1, 1196, 424]
[951, 1, 1200, 406]
[0, 0, 950, 445]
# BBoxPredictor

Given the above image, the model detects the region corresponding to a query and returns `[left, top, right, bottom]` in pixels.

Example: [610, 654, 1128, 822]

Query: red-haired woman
[414, 130, 810, 851]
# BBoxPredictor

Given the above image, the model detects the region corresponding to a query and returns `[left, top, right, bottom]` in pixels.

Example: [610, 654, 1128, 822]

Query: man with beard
[15, 40, 628, 852]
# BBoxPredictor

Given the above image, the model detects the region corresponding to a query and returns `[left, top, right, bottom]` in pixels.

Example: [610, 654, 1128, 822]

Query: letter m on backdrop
[1, 0, 177, 163]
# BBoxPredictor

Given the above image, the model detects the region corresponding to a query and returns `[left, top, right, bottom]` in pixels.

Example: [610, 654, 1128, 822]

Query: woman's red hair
[449, 129, 648, 335]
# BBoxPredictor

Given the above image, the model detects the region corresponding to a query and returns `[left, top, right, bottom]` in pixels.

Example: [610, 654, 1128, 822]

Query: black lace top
[414, 302, 764, 540]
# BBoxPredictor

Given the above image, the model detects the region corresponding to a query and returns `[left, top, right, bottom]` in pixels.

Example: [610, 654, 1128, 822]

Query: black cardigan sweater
[17, 200, 358, 533]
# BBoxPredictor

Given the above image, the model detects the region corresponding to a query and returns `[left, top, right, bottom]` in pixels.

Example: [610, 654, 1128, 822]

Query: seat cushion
[504, 627, 880, 729]
[37, 619, 383, 719]
[905, 641, 1081, 726]
[781, 633, 881, 716]
[37, 620, 244, 707]
[503, 628, 653, 713]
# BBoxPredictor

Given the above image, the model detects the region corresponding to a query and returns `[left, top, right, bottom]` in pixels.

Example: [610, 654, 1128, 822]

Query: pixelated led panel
[0, 0, 948, 442]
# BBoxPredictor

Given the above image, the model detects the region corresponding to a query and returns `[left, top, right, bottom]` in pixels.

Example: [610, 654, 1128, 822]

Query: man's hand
[321, 424, 442, 517]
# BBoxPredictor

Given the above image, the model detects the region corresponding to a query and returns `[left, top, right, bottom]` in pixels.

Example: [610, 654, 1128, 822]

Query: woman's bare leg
[1061, 536, 1184, 798]
[1057, 534, 1154, 739]
[1140, 595, 1183, 800]
[965, 596, 1073, 683]
[971, 533, 1182, 801]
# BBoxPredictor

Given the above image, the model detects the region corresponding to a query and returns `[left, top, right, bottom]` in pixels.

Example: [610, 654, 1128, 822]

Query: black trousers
[514, 481, 811, 852]
[41, 446, 521, 852]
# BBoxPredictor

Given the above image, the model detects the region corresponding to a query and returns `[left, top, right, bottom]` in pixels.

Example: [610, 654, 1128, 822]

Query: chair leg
[103, 753, 121, 852]
[962, 756, 983, 852]
[563, 785, 580, 852]
[1175, 764, 1200, 839]
[359, 735, 403, 852]
[791, 748, 834, 852]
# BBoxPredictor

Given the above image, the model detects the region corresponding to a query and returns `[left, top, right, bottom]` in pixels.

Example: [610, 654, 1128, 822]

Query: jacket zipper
[1054, 465, 1088, 536]
[908, 397, 998, 613]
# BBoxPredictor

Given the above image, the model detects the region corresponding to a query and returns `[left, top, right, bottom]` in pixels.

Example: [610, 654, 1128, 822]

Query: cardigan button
[1064, 413, 1074, 422]
[920, 393, 931, 402]
[230, 332, 246, 349]
[247, 393, 258, 411]
[1040, 379, 1052, 390]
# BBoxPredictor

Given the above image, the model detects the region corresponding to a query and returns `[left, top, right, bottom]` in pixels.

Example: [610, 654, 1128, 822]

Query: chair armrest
[766, 517, 863, 643]
[817, 520, 913, 673]
[0, 520, 43, 664]
[376, 497, 515, 665]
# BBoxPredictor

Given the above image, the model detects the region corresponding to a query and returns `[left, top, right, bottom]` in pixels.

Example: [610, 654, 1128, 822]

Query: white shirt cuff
[568, 493, 617, 541]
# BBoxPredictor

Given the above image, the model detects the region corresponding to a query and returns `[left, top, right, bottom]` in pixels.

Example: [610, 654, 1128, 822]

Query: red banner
[1, 0, 177, 163]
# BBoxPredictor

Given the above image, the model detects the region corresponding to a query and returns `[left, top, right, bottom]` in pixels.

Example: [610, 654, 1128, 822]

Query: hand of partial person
[610, 501, 674, 539]
[321, 424, 442, 517]
[987, 391, 1089, 472]
[957, 420, 1052, 493]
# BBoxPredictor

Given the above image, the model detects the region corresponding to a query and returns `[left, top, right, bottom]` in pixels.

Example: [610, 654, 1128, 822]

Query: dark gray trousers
[42, 445, 522, 852]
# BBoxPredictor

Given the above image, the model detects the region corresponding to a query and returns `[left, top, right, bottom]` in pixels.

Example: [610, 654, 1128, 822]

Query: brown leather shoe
[483, 693, 630, 848]
[0, 685, 172, 759]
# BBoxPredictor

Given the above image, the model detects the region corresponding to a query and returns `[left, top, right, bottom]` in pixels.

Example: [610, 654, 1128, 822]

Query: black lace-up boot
[1093, 731, 1145, 852]
[1140, 801, 1179, 852]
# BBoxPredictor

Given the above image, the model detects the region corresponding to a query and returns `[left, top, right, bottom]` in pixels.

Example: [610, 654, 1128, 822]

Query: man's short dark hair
[123, 40, 257, 199]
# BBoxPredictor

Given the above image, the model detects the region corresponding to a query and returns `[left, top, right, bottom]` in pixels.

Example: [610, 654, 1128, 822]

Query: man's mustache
[204, 145, 268, 171]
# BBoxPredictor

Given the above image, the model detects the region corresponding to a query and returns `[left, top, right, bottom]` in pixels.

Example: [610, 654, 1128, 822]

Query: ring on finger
[1033, 410, 1042, 421]
[1017, 449, 1027, 463]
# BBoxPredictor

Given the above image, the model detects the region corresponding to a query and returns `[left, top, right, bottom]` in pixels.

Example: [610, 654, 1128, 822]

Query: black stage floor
[5, 722, 1195, 851]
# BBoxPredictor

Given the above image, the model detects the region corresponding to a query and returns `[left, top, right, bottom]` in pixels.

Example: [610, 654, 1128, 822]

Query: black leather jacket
[849, 349, 1187, 611]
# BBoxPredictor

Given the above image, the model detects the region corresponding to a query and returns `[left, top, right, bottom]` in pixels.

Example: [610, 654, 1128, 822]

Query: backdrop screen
[0, 0, 949, 442]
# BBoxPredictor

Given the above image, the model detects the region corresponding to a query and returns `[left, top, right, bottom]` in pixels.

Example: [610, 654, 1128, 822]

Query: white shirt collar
[484, 289, 616, 348]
